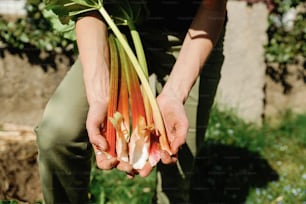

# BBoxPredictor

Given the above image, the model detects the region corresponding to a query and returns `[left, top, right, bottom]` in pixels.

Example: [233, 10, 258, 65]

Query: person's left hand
[137, 90, 189, 177]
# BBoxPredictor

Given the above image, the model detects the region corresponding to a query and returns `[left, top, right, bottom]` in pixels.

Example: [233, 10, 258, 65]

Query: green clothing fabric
[35, 59, 91, 204]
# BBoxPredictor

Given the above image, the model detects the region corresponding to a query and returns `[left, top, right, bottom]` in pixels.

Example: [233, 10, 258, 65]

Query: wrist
[160, 81, 189, 104]
[83, 66, 110, 107]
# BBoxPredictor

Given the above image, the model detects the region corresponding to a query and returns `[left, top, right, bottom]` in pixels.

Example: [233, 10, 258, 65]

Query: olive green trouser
[35, 31, 224, 204]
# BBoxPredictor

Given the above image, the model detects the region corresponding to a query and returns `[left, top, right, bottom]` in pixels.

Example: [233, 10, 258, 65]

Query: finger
[92, 137, 108, 152]
[86, 120, 108, 148]
[96, 155, 118, 170]
[126, 174, 135, 179]
[169, 129, 187, 154]
[117, 161, 134, 175]
[117, 161, 138, 179]
[88, 129, 109, 152]
[160, 150, 177, 164]
[94, 147, 118, 170]
[138, 162, 154, 178]
[126, 170, 138, 179]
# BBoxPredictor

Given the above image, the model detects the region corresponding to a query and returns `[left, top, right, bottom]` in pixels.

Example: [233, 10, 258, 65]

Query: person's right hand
[86, 102, 136, 175]
[86, 101, 118, 169]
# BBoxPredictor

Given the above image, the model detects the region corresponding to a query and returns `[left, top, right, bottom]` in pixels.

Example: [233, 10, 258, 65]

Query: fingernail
[95, 151, 103, 156]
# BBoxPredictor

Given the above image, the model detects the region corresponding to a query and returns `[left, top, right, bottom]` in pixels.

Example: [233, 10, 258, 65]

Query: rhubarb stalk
[115, 37, 148, 169]
[105, 34, 119, 157]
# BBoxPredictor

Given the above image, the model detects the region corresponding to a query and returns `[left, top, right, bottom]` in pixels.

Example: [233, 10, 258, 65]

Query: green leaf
[42, 9, 76, 40]
[44, 0, 102, 24]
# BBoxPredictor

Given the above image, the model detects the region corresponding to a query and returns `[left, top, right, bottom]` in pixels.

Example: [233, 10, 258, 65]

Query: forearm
[162, 0, 227, 103]
[75, 11, 110, 106]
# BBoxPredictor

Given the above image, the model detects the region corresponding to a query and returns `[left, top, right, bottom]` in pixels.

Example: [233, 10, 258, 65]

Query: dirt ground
[0, 123, 42, 203]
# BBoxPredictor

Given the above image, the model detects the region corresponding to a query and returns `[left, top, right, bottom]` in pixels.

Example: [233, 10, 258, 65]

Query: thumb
[170, 137, 184, 155]
[87, 123, 109, 151]
[169, 128, 188, 154]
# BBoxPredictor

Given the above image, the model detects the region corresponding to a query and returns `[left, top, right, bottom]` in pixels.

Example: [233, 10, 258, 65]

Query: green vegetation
[0, 0, 74, 54]
[265, 0, 306, 65]
[89, 168, 156, 204]
[205, 107, 306, 203]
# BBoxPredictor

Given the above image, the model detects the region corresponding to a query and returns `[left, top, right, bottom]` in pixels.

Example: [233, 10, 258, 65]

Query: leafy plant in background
[265, 0, 305, 65]
[0, 0, 74, 54]
[264, 0, 306, 94]
[243, 0, 305, 94]
[242, 0, 305, 65]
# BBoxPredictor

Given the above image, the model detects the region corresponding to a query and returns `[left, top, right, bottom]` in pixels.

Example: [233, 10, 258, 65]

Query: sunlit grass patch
[206, 106, 306, 203]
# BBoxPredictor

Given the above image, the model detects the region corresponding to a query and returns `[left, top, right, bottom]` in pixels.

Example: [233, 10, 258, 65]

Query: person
[35, 0, 227, 203]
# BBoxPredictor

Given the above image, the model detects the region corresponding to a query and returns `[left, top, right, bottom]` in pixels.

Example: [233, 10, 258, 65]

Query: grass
[203, 107, 306, 203]
[89, 106, 306, 204]
[89, 167, 156, 204]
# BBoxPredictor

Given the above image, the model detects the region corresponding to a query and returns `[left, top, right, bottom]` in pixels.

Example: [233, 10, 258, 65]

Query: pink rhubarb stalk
[105, 34, 119, 158]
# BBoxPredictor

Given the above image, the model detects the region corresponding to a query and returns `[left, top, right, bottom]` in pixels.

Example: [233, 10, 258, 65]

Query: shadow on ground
[190, 140, 279, 203]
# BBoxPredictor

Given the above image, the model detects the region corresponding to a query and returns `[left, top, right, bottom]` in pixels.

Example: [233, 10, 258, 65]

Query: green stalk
[129, 24, 153, 125]
[129, 26, 148, 77]
[116, 35, 149, 169]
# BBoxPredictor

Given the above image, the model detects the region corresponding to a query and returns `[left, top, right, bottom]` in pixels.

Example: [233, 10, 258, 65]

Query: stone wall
[0, 50, 73, 126]
[215, 1, 306, 124]
[215, 1, 268, 125]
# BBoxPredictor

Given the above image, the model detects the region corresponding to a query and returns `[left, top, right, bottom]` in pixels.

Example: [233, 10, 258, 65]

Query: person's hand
[157, 90, 189, 163]
[86, 102, 135, 175]
[86, 102, 118, 169]
[137, 90, 189, 177]
[86, 90, 188, 178]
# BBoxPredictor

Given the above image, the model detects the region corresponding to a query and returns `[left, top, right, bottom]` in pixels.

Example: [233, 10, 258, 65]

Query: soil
[0, 123, 42, 203]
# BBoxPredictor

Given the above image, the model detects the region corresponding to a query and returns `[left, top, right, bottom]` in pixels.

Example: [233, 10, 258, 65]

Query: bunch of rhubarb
[106, 33, 171, 169]
[44, 0, 172, 169]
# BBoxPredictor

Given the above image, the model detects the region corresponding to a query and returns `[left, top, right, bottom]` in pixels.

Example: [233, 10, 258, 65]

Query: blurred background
[0, 0, 305, 203]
